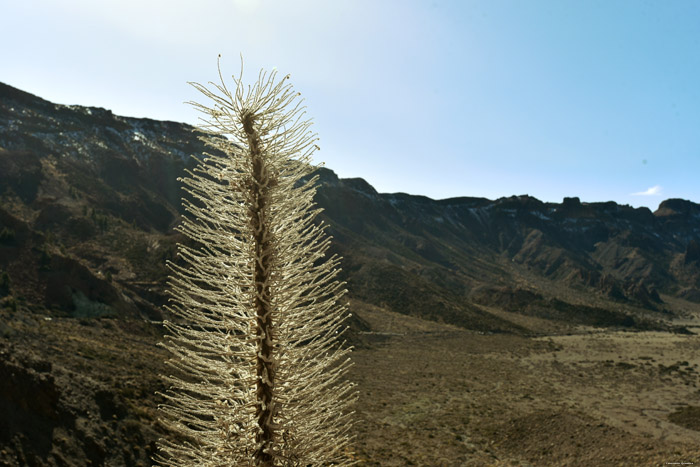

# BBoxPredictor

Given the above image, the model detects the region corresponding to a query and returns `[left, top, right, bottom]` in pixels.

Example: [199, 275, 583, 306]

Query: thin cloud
[631, 185, 662, 196]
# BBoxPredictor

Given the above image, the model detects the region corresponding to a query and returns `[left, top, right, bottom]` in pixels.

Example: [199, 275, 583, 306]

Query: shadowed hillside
[1, 82, 699, 465]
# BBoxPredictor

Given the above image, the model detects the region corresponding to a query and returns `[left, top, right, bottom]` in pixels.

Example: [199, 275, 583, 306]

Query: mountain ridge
[2, 80, 700, 335]
[2, 81, 700, 465]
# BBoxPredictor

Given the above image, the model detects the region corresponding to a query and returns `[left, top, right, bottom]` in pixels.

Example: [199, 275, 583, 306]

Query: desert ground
[1, 298, 699, 466]
[349, 300, 700, 466]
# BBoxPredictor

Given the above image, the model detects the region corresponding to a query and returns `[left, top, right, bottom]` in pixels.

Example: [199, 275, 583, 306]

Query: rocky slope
[3, 81, 700, 333]
[1, 81, 700, 465]
[315, 169, 700, 330]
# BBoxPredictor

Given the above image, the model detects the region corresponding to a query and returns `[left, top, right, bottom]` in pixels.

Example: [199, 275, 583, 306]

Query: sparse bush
[90, 208, 110, 232]
[0, 227, 15, 243]
[72, 290, 114, 318]
[0, 271, 10, 297]
[38, 245, 52, 270]
[3, 297, 17, 312]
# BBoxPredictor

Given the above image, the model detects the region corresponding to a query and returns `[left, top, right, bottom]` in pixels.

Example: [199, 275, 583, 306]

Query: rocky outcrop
[0, 342, 156, 466]
[685, 239, 700, 265]
[2, 80, 699, 330]
[0, 352, 60, 462]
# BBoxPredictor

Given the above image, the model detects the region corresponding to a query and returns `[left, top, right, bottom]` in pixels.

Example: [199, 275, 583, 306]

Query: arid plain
[349, 299, 700, 466]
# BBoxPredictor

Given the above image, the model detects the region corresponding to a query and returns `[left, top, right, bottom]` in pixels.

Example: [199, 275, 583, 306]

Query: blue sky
[3, 0, 699, 209]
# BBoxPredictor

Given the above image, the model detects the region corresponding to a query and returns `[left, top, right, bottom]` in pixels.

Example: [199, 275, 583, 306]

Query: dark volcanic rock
[3, 80, 700, 330]
[685, 239, 700, 265]
[599, 273, 626, 301]
[0, 339, 160, 467]
[0, 352, 60, 459]
[677, 287, 700, 303]
[0, 150, 43, 203]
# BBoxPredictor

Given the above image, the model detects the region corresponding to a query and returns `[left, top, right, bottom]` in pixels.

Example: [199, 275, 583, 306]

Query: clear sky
[3, 0, 699, 209]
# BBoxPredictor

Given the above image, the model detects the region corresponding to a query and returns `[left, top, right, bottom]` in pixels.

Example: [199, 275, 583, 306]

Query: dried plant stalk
[155, 57, 356, 466]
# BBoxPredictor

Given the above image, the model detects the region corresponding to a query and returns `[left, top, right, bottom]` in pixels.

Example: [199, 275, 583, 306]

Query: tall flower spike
[155, 57, 356, 466]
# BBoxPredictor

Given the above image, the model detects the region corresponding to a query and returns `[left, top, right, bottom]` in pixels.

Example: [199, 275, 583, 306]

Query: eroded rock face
[685, 239, 700, 265]
[0, 341, 156, 467]
[3, 81, 700, 330]
[0, 150, 43, 204]
[0, 353, 59, 460]
[678, 287, 700, 303]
